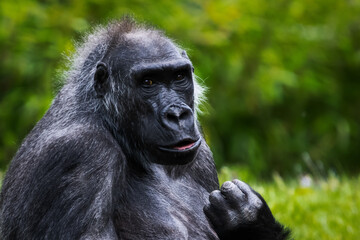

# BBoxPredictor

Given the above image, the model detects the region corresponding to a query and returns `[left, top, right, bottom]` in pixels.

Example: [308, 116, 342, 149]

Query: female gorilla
[0, 18, 290, 240]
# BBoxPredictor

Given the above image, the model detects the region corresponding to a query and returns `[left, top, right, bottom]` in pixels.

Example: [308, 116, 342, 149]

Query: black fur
[0, 17, 290, 239]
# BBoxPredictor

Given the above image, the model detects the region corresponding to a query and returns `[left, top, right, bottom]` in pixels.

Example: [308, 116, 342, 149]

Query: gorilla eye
[175, 73, 185, 81]
[143, 79, 153, 86]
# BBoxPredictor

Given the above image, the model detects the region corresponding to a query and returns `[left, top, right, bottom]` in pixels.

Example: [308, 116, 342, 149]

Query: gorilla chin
[156, 138, 202, 165]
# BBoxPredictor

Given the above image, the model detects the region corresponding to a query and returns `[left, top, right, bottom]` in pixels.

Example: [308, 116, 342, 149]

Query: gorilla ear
[94, 62, 109, 98]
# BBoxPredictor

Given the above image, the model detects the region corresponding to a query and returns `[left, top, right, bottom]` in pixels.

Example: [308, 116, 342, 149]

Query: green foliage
[1, 0, 360, 177]
[219, 169, 360, 239]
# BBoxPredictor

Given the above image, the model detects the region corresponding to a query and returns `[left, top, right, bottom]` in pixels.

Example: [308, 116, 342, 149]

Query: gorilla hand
[204, 179, 290, 240]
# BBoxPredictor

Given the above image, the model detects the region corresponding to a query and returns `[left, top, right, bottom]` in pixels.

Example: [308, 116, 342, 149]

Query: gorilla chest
[114, 179, 218, 240]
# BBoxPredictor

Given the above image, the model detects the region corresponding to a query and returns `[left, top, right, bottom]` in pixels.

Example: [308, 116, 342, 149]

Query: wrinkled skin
[0, 19, 290, 240]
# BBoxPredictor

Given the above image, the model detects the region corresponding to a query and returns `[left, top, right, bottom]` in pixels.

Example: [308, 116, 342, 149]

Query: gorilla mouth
[159, 138, 201, 153]
[173, 141, 195, 150]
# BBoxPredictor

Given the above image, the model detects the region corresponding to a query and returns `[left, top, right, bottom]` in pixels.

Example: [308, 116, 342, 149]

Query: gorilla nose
[161, 104, 194, 131]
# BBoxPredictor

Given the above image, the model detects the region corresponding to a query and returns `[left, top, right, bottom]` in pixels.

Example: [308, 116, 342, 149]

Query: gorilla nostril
[166, 112, 179, 123]
[179, 110, 190, 121]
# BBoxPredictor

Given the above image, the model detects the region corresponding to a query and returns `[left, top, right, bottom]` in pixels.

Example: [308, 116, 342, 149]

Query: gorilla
[0, 18, 290, 240]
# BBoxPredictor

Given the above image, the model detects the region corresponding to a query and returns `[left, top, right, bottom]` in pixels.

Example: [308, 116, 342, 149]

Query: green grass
[219, 166, 360, 239]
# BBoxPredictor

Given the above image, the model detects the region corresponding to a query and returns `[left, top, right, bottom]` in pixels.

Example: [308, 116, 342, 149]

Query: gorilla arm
[47, 130, 122, 239]
[1, 129, 122, 239]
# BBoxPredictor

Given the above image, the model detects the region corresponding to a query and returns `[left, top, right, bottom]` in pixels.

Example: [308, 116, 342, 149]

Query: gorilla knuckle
[221, 181, 235, 192]
[209, 190, 223, 204]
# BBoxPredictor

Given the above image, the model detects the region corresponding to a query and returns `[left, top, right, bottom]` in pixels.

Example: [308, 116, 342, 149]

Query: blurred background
[1, 0, 360, 179]
[1, 0, 360, 238]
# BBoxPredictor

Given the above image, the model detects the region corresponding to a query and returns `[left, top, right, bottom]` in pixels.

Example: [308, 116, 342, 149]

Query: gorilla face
[132, 58, 201, 165]
[95, 32, 202, 165]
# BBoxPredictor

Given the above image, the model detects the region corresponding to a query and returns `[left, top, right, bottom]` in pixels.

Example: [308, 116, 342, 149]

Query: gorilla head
[88, 21, 204, 166]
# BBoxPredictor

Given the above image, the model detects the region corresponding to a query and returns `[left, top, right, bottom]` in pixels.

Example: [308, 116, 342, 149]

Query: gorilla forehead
[111, 30, 184, 68]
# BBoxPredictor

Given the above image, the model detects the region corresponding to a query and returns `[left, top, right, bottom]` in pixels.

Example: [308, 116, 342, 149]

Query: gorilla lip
[159, 138, 201, 153]
[173, 141, 195, 150]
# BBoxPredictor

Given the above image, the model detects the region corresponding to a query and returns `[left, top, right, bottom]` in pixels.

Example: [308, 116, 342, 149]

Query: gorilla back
[0, 18, 290, 240]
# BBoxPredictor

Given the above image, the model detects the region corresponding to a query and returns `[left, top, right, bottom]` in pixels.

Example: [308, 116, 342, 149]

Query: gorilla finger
[209, 190, 226, 208]
[203, 204, 225, 227]
[231, 179, 253, 195]
[232, 179, 263, 209]
[220, 181, 246, 205]
[203, 204, 211, 217]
